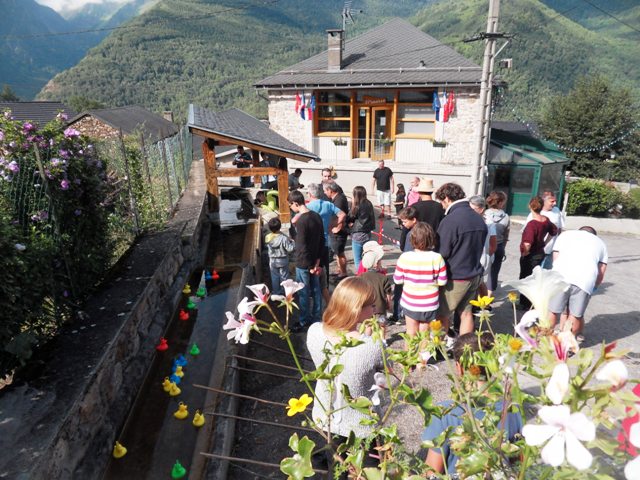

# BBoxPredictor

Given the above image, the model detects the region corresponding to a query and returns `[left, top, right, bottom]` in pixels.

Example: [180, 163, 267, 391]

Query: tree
[67, 95, 105, 113]
[540, 75, 640, 182]
[0, 85, 20, 101]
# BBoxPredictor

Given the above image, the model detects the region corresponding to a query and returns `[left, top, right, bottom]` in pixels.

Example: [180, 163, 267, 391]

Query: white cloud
[35, 0, 130, 13]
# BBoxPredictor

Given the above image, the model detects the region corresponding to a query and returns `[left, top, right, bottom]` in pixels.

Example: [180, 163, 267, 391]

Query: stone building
[254, 18, 483, 193]
[68, 105, 179, 143]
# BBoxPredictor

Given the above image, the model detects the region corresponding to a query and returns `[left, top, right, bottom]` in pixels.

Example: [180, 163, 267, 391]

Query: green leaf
[281, 434, 316, 480]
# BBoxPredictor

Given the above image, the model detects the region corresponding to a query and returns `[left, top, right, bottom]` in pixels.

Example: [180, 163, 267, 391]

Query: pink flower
[223, 311, 256, 344]
[369, 372, 387, 406]
[552, 331, 579, 362]
[60, 179, 70, 190]
[271, 279, 304, 312]
[63, 128, 80, 138]
[515, 310, 539, 348]
[246, 283, 270, 306]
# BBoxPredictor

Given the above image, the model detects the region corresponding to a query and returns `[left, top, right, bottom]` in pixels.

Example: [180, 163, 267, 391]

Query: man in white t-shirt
[548, 226, 608, 339]
[525, 191, 564, 269]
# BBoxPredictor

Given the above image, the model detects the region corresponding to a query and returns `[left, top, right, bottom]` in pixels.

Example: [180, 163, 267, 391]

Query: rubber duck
[174, 355, 188, 367]
[186, 298, 197, 310]
[174, 402, 189, 420]
[196, 287, 206, 298]
[192, 410, 205, 427]
[212, 270, 220, 281]
[189, 343, 200, 356]
[168, 383, 181, 396]
[113, 441, 127, 459]
[169, 374, 181, 385]
[182, 284, 191, 295]
[155, 337, 168, 352]
[204, 270, 213, 281]
[162, 377, 172, 392]
[179, 309, 189, 321]
[173, 365, 184, 378]
[171, 460, 187, 479]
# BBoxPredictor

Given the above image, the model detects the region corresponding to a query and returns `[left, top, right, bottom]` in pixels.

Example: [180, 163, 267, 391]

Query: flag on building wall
[300, 93, 306, 120]
[307, 94, 316, 121]
[441, 91, 449, 122]
[432, 90, 441, 122]
[445, 91, 456, 120]
[294, 92, 301, 114]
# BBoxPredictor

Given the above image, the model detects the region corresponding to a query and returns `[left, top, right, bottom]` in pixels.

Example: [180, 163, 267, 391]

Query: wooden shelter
[187, 105, 320, 222]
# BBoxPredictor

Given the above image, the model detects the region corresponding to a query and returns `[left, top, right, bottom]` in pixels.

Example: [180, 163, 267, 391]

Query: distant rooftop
[69, 105, 179, 142]
[255, 18, 481, 89]
[188, 105, 319, 162]
[0, 101, 75, 125]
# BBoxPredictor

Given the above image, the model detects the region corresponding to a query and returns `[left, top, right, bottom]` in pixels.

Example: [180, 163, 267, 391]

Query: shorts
[549, 284, 590, 318]
[330, 233, 347, 255]
[403, 308, 437, 323]
[376, 190, 392, 207]
[436, 276, 482, 318]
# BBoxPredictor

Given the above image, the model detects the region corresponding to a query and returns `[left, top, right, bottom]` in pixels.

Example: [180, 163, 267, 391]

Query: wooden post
[251, 148, 260, 186]
[277, 157, 290, 223]
[202, 138, 219, 213]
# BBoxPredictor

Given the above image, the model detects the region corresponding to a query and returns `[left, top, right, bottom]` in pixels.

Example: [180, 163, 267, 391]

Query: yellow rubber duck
[113, 441, 127, 459]
[192, 410, 205, 428]
[182, 284, 191, 295]
[162, 377, 172, 392]
[168, 383, 181, 397]
[174, 366, 184, 378]
[174, 402, 189, 420]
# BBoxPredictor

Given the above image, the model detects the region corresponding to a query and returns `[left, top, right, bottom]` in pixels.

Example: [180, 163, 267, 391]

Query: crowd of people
[247, 156, 608, 476]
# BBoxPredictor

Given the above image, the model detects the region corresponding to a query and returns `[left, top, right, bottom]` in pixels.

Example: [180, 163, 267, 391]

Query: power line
[0, 0, 281, 40]
[578, 0, 640, 34]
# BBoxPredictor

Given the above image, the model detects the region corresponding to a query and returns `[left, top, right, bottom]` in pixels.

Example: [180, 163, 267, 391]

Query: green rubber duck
[186, 298, 197, 310]
[196, 287, 206, 298]
[189, 343, 200, 356]
[171, 460, 186, 479]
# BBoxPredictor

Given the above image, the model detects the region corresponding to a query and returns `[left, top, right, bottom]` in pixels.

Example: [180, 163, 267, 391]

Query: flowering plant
[225, 268, 639, 480]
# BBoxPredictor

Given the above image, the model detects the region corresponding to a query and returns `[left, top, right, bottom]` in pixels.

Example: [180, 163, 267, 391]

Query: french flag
[294, 92, 301, 114]
[300, 93, 306, 120]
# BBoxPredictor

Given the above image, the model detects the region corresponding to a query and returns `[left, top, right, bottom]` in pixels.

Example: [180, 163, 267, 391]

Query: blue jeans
[351, 233, 371, 272]
[295, 267, 322, 326]
[270, 260, 289, 296]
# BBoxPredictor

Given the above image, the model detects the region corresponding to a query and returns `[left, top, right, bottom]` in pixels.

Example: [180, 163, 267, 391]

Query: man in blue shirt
[232, 145, 253, 188]
[422, 332, 523, 476]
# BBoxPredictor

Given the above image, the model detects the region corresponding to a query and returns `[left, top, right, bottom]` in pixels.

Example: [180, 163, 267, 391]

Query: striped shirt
[393, 250, 447, 312]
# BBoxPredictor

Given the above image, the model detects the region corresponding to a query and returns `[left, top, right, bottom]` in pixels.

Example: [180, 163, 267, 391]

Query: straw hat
[417, 177, 436, 193]
[361, 241, 384, 269]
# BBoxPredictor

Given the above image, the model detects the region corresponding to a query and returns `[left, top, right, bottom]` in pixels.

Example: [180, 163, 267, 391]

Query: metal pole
[471, 0, 501, 195]
[160, 139, 173, 211]
[119, 129, 140, 233]
[177, 127, 188, 186]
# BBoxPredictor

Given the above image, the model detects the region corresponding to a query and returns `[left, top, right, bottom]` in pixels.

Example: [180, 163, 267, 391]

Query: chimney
[327, 29, 344, 71]
[163, 111, 174, 122]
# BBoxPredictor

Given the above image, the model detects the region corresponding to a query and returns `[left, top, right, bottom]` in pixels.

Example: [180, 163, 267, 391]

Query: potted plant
[332, 138, 347, 146]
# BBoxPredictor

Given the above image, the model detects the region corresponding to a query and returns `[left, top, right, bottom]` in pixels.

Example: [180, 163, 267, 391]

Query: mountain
[0, 0, 152, 100]
[36, 0, 638, 121]
[411, 0, 639, 119]
[37, 0, 429, 120]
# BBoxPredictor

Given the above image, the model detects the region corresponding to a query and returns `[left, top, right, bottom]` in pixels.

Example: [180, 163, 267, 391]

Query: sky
[35, 0, 130, 13]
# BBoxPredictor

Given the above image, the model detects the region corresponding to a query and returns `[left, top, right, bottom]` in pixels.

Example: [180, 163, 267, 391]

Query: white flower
[523, 405, 595, 470]
[223, 311, 256, 345]
[369, 372, 387, 406]
[625, 456, 640, 480]
[271, 279, 304, 310]
[498, 353, 515, 374]
[546, 363, 570, 405]
[237, 296, 258, 317]
[515, 310, 539, 348]
[552, 331, 579, 361]
[14, 243, 26, 251]
[595, 359, 628, 390]
[246, 283, 270, 305]
[506, 267, 569, 328]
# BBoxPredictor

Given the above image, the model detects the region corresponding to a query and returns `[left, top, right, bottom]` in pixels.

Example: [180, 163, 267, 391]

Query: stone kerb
[0, 160, 209, 479]
[565, 215, 640, 235]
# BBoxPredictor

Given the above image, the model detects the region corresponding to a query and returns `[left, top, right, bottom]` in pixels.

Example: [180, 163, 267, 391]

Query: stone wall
[267, 91, 314, 150]
[70, 115, 121, 140]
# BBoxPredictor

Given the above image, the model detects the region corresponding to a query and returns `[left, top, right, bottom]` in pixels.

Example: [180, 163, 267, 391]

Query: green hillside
[412, 0, 639, 119]
[38, 0, 427, 120]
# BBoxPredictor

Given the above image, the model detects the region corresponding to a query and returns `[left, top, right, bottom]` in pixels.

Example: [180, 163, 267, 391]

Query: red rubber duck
[179, 309, 189, 321]
[156, 337, 169, 351]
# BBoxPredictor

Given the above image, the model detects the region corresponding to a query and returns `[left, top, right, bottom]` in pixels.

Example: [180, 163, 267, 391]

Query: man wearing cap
[400, 178, 444, 251]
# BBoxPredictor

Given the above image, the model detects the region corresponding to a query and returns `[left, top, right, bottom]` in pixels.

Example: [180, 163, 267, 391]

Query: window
[396, 90, 436, 138]
[317, 90, 351, 135]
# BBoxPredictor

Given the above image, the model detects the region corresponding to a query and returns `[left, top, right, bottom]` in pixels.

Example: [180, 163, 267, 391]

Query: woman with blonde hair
[306, 276, 384, 474]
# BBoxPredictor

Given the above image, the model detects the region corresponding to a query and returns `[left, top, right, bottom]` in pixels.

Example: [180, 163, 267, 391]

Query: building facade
[255, 18, 484, 193]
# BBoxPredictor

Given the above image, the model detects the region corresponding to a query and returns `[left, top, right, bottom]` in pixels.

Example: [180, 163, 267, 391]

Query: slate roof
[255, 18, 481, 89]
[188, 105, 319, 162]
[0, 101, 76, 125]
[69, 105, 179, 142]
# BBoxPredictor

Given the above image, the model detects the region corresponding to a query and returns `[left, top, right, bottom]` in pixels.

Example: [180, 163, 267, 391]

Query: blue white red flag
[307, 94, 316, 121]
[300, 93, 306, 120]
[432, 91, 441, 121]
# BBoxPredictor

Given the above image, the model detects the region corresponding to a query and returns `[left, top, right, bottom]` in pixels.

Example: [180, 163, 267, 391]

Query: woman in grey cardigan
[306, 276, 385, 474]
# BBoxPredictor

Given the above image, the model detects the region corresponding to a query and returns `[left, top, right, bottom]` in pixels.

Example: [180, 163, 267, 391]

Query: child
[393, 222, 447, 343]
[265, 217, 295, 295]
[394, 183, 406, 226]
[359, 241, 393, 341]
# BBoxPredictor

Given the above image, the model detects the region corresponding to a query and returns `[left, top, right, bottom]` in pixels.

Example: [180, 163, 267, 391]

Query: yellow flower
[286, 394, 313, 417]
[469, 295, 494, 309]
[429, 320, 442, 332]
[508, 338, 523, 353]
[507, 291, 518, 303]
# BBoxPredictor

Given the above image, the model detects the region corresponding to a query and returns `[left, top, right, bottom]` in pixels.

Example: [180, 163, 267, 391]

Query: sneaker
[445, 335, 456, 351]
[576, 334, 585, 344]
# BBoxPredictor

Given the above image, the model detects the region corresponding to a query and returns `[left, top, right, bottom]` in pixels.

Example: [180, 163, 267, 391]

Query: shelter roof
[0, 101, 75, 125]
[255, 18, 481, 89]
[69, 105, 179, 142]
[489, 126, 571, 166]
[188, 105, 319, 162]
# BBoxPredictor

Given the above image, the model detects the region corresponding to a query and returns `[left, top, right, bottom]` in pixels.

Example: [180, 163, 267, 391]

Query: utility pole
[467, 0, 503, 196]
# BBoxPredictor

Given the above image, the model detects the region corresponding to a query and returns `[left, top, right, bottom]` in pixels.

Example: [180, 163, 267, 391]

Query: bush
[566, 179, 622, 217]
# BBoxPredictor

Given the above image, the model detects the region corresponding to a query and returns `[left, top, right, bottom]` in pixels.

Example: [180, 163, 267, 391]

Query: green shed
[486, 122, 572, 216]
